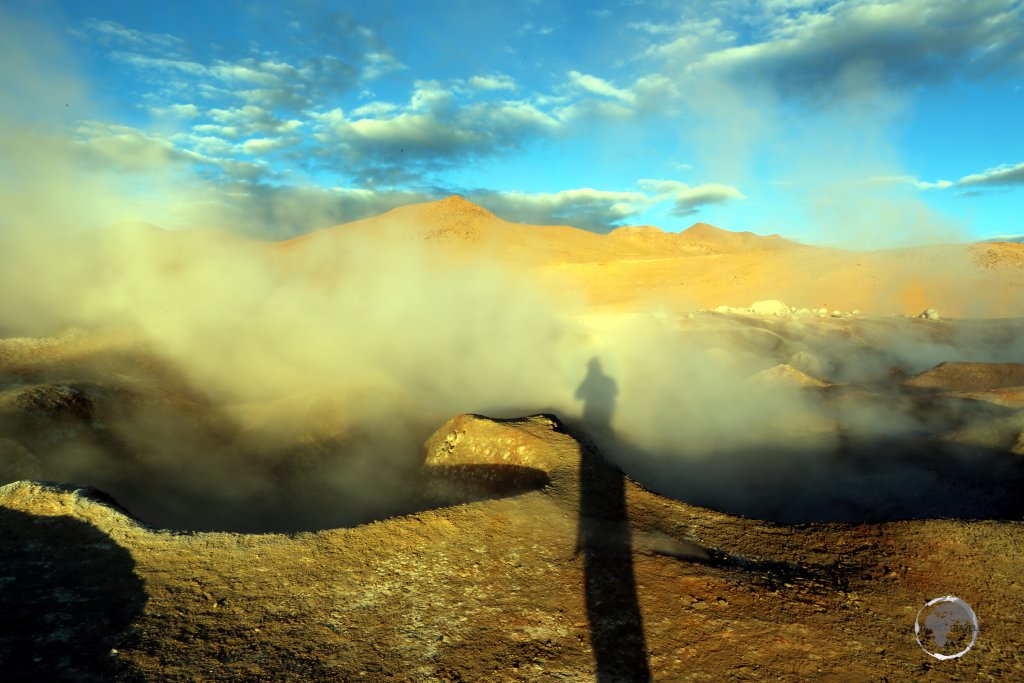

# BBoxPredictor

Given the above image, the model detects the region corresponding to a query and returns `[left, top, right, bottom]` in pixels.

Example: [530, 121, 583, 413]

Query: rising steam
[2, 8, 1022, 532]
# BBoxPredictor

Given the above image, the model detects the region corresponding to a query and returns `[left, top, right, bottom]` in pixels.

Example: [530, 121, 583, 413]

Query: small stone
[919, 308, 940, 321]
[851, 309, 861, 316]
[831, 310, 842, 318]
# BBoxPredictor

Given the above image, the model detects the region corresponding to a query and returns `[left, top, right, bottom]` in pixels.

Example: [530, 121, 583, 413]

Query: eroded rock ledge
[1, 415, 1023, 681]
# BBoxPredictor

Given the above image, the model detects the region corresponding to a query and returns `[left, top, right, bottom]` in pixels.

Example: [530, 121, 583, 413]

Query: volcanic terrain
[2, 197, 1023, 680]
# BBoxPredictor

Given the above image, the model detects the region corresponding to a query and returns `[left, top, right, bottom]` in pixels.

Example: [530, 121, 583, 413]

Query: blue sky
[3, 0, 1023, 245]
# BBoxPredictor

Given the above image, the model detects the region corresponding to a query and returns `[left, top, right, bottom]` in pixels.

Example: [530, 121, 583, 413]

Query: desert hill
[3, 400, 1024, 679]
[678, 221, 799, 252]
[278, 195, 659, 266]
[273, 196, 1024, 317]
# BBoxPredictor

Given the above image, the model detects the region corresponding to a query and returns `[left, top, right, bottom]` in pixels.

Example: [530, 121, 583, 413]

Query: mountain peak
[421, 195, 496, 218]
[680, 222, 796, 251]
[608, 225, 665, 238]
[680, 222, 734, 239]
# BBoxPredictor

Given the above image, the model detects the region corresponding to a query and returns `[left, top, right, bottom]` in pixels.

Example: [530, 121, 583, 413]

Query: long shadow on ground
[0, 492, 147, 682]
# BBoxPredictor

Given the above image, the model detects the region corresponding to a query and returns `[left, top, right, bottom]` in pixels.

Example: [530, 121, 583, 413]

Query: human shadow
[0, 495, 147, 681]
[573, 358, 651, 682]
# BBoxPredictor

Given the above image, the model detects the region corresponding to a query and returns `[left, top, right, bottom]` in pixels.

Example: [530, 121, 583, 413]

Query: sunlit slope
[273, 196, 1024, 318]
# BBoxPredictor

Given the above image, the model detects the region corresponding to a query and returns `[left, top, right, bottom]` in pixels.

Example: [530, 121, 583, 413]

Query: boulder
[423, 414, 577, 498]
[919, 308, 941, 321]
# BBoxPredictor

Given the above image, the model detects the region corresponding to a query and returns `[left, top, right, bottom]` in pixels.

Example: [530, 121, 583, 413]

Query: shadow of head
[575, 357, 618, 431]
[0, 506, 147, 681]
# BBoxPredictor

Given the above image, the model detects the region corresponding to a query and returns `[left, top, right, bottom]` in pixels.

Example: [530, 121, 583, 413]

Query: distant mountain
[275, 195, 643, 264]
[985, 235, 1024, 244]
[678, 222, 801, 251]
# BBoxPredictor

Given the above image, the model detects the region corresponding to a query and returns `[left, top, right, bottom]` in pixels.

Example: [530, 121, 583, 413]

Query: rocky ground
[1, 412, 1023, 682]
[2, 317, 1024, 683]
[2, 309, 1024, 680]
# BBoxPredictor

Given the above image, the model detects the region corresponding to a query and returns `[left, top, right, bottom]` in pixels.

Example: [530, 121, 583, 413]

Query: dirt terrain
[2, 411, 1023, 681]
[2, 197, 1024, 680]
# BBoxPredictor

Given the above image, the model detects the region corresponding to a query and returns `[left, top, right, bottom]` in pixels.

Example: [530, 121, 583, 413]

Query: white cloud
[309, 84, 562, 185]
[105, 19, 380, 112]
[206, 105, 295, 134]
[956, 161, 1024, 188]
[468, 74, 517, 91]
[632, 17, 737, 65]
[639, 179, 746, 215]
[355, 25, 405, 79]
[469, 177, 749, 232]
[515, 23, 556, 37]
[72, 121, 194, 171]
[173, 133, 238, 158]
[864, 175, 954, 190]
[683, 0, 1024, 101]
[867, 162, 1024, 192]
[915, 179, 954, 190]
[150, 103, 200, 118]
[113, 53, 207, 77]
[192, 123, 241, 139]
[350, 101, 399, 118]
[241, 137, 290, 155]
[473, 188, 653, 232]
[567, 71, 637, 104]
[77, 18, 186, 55]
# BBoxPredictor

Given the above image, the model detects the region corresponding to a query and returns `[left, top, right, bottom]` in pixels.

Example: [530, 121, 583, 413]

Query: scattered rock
[12, 384, 93, 421]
